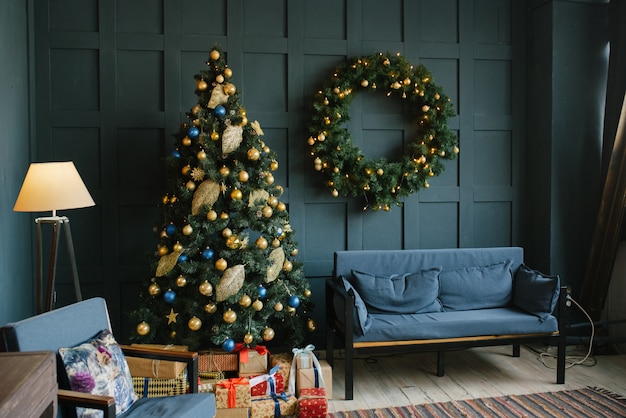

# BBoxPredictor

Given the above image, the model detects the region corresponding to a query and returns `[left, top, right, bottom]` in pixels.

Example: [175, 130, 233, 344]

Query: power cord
[537, 294, 596, 369]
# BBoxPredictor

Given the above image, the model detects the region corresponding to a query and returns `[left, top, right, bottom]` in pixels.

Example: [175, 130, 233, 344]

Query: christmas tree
[130, 47, 314, 352]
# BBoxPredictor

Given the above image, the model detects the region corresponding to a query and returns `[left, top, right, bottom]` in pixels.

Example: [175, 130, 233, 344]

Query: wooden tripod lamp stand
[13, 161, 95, 313]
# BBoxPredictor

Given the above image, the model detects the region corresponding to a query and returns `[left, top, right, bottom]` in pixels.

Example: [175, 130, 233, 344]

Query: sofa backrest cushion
[337, 276, 372, 335]
[439, 259, 514, 311]
[350, 268, 442, 314]
[513, 264, 560, 321]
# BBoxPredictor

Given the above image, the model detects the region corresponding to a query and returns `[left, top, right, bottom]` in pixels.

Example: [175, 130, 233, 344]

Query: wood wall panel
[34, 0, 524, 344]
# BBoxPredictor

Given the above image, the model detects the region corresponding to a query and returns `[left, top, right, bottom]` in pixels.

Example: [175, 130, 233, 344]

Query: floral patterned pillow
[59, 329, 138, 418]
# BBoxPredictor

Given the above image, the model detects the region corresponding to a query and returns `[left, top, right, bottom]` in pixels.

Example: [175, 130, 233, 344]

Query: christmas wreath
[306, 52, 459, 211]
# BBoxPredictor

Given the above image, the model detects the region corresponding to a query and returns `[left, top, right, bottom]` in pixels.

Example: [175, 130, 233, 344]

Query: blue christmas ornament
[257, 285, 267, 299]
[163, 290, 176, 304]
[171, 149, 181, 158]
[288, 295, 300, 308]
[276, 227, 283, 236]
[214, 105, 226, 117]
[201, 248, 215, 260]
[188, 126, 199, 138]
[222, 338, 236, 352]
[178, 253, 188, 262]
[165, 224, 176, 236]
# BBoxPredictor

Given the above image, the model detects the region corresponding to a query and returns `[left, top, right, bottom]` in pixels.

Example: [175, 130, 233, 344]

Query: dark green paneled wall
[0, 0, 610, 345]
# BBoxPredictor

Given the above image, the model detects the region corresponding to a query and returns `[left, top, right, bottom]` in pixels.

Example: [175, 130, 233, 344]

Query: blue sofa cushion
[513, 264, 560, 322]
[350, 268, 442, 314]
[354, 308, 559, 342]
[439, 259, 514, 311]
[59, 329, 138, 417]
[338, 276, 372, 335]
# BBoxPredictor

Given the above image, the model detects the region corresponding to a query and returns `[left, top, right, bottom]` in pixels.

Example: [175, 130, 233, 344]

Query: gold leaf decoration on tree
[250, 120, 264, 136]
[192, 180, 220, 215]
[155, 249, 184, 277]
[249, 189, 270, 208]
[216, 264, 245, 302]
[222, 125, 244, 154]
[207, 85, 229, 109]
[265, 248, 285, 283]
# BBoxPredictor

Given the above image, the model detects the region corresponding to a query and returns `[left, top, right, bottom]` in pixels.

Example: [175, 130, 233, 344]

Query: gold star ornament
[166, 308, 179, 324]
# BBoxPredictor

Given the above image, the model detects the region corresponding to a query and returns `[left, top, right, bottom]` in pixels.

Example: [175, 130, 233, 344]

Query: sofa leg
[345, 346, 354, 400]
[512, 344, 521, 357]
[437, 351, 445, 377]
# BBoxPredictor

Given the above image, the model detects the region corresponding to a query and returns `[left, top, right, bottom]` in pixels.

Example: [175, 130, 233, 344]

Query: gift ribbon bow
[270, 392, 289, 417]
[249, 365, 281, 396]
[287, 344, 325, 394]
[235, 343, 269, 363]
[217, 377, 248, 408]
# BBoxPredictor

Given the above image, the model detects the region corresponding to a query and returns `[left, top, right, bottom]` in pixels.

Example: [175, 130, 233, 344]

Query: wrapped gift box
[127, 344, 188, 379]
[217, 408, 250, 418]
[132, 370, 188, 398]
[199, 350, 239, 372]
[296, 360, 332, 399]
[297, 388, 327, 418]
[239, 349, 269, 374]
[215, 378, 252, 408]
[243, 366, 285, 396]
[270, 353, 292, 384]
[250, 393, 297, 418]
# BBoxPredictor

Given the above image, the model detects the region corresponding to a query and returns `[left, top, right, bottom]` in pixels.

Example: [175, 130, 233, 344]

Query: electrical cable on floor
[537, 295, 597, 369]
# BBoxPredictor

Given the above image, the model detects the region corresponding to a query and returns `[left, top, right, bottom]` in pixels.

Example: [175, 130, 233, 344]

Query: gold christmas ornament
[215, 258, 228, 271]
[243, 333, 254, 344]
[207, 86, 229, 109]
[222, 125, 244, 154]
[199, 280, 213, 296]
[137, 321, 150, 336]
[274, 302, 283, 312]
[207, 210, 218, 221]
[155, 249, 183, 277]
[250, 120, 264, 136]
[210, 49, 220, 60]
[188, 316, 202, 331]
[186, 181, 196, 191]
[219, 166, 230, 176]
[249, 189, 270, 208]
[230, 188, 243, 200]
[262, 206, 273, 218]
[224, 68, 233, 78]
[173, 241, 183, 252]
[239, 294, 252, 307]
[307, 318, 317, 332]
[283, 260, 293, 272]
[252, 299, 263, 311]
[205, 302, 217, 313]
[176, 275, 187, 287]
[223, 309, 237, 323]
[226, 235, 241, 249]
[247, 148, 260, 160]
[182, 224, 193, 236]
[157, 245, 169, 256]
[216, 264, 245, 301]
[182, 136, 192, 146]
[148, 283, 161, 296]
[216, 74, 224, 83]
[192, 180, 220, 215]
[238, 170, 249, 182]
[262, 327, 275, 341]
[196, 79, 208, 91]
[166, 308, 179, 324]
[304, 289, 312, 298]
[265, 248, 285, 283]
[256, 236, 269, 250]
[222, 228, 232, 237]
[223, 82, 236, 95]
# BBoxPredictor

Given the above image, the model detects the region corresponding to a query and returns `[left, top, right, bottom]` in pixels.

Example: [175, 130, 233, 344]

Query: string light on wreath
[307, 52, 459, 211]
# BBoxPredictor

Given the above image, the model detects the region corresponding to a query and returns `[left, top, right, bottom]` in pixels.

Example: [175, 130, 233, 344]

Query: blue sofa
[325, 247, 569, 400]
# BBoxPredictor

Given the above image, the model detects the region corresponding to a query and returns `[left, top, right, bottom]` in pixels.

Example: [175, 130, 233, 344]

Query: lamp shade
[13, 161, 95, 214]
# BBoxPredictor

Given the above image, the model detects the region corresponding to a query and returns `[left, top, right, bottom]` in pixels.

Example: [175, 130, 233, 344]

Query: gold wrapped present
[269, 353, 292, 384]
[217, 408, 250, 418]
[132, 370, 187, 398]
[238, 346, 269, 374]
[296, 360, 332, 399]
[127, 344, 188, 379]
[250, 393, 297, 418]
[215, 377, 252, 408]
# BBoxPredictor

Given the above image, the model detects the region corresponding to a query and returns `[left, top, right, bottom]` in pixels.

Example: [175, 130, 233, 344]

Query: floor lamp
[13, 162, 95, 313]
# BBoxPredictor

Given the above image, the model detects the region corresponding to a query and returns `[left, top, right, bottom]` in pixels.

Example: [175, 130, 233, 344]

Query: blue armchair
[1, 297, 216, 418]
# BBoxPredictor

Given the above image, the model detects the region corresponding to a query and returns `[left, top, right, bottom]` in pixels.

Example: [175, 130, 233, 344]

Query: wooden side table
[0, 351, 57, 418]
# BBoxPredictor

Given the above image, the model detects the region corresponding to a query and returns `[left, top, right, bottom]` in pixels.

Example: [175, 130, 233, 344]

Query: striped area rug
[328, 387, 626, 418]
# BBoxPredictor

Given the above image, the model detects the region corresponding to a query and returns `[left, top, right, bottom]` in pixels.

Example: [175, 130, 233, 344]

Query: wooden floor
[323, 345, 626, 412]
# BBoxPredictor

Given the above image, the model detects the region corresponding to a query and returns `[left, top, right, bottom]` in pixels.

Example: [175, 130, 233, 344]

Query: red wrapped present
[296, 360, 332, 399]
[246, 365, 285, 396]
[250, 392, 297, 418]
[297, 388, 327, 418]
[237, 344, 270, 374]
[215, 377, 252, 408]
